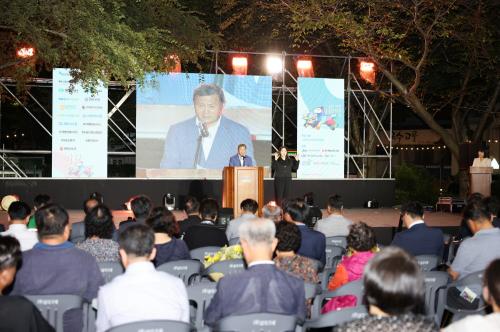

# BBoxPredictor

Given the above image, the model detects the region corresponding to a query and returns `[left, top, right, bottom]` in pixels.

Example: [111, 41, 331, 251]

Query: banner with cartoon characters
[297, 78, 344, 179]
[52, 68, 108, 178]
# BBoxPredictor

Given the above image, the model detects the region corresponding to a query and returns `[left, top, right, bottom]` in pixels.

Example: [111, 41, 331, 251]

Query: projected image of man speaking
[160, 83, 254, 169]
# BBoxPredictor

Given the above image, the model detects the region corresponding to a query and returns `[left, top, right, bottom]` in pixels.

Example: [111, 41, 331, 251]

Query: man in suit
[391, 201, 444, 257]
[228, 144, 254, 167]
[160, 84, 254, 169]
[285, 203, 326, 266]
[183, 199, 228, 250]
[204, 218, 306, 326]
[178, 196, 202, 237]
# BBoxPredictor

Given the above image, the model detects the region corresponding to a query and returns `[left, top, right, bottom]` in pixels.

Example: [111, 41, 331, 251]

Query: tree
[0, 0, 219, 91]
[279, 0, 499, 195]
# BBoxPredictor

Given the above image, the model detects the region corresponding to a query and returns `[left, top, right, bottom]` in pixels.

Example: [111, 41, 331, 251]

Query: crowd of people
[0, 191, 499, 331]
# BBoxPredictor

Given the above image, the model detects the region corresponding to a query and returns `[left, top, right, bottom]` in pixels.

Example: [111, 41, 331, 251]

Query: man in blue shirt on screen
[160, 83, 254, 169]
[228, 144, 254, 167]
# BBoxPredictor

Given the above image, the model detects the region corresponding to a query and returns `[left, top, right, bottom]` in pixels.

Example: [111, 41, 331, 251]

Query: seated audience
[285, 203, 326, 266]
[391, 201, 444, 257]
[117, 195, 153, 234]
[70, 196, 100, 243]
[458, 192, 484, 239]
[448, 200, 500, 281]
[0, 236, 54, 332]
[204, 218, 306, 326]
[322, 222, 377, 312]
[10, 204, 104, 332]
[27, 194, 51, 229]
[96, 224, 189, 331]
[303, 192, 323, 226]
[178, 196, 201, 236]
[76, 205, 120, 262]
[1, 201, 38, 251]
[262, 201, 282, 223]
[335, 246, 438, 332]
[146, 207, 190, 266]
[225, 199, 258, 241]
[314, 194, 353, 237]
[183, 199, 229, 250]
[443, 258, 500, 332]
[484, 196, 500, 228]
[274, 222, 319, 283]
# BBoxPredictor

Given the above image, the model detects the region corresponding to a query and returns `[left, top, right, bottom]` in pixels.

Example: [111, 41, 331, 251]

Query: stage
[0, 178, 395, 210]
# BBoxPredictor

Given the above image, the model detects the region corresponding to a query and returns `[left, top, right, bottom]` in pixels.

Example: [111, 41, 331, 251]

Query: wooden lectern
[469, 166, 492, 197]
[222, 167, 264, 217]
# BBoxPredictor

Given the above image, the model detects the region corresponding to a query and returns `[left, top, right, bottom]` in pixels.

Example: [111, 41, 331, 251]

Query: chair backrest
[312, 279, 364, 319]
[304, 282, 320, 301]
[26, 294, 84, 332]
[106, 319, 191, 332]
[305, 306, 368, 329]
[325, 236, 347, 248]
[204, 259, 246, 280]
[98, 261, 124, 283]
[309, 258, 324, 273]
[215, 313, 297, 332]
[228, 237, 240, 246]
[187, 282, 218, 330]
[156, 259, 203, 285]
[423, 271, 449, 321]
[324, 245, 344, 269]
[318, 267, 336, 291]
[190, 246, 222, 262]
[415, 255, 440, 272]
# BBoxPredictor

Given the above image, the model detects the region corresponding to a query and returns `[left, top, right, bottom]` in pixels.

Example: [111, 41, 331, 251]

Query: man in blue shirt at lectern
[228, 144, 254, 167]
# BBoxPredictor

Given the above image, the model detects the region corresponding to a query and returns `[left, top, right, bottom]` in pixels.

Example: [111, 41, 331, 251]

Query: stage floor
[0, 208, 461, 229]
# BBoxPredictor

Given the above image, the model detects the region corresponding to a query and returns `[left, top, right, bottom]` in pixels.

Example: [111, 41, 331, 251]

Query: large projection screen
[136, 73, 272, 178]
[297, 78, 345, 179]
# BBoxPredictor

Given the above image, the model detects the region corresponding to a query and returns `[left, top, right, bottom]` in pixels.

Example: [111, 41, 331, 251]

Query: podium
[222, 167, 264, 217]
[470, 166, 492, 196]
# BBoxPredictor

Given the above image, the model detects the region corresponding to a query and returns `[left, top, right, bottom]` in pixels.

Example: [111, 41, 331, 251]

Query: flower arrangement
[204, 245, 243, 268]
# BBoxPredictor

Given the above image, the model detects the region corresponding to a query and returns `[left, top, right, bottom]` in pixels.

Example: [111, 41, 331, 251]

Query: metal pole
[389, 62, 393, 178]
[282, 51, 286, 146]
[347, 56, 351, 178]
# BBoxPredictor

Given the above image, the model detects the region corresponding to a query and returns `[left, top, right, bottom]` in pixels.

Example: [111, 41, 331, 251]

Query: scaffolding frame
[0, 50, 392, 178]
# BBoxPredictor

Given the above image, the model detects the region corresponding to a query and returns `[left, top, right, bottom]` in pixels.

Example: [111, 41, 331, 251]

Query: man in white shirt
[314, 195, 353, 237]
[96, 224, 189, 332]
[225, 199, 258, 241]
[1, 201, 38, 251]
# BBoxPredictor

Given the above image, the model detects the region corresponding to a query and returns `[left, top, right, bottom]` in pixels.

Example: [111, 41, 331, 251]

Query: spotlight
[163, 193, 176, 211]
[232, 56, 248, 75]
[359, 60, 376, 84]
[266, 56, 283, 75]
[16, 46, 35, 59]
[296, 58, 314, 77]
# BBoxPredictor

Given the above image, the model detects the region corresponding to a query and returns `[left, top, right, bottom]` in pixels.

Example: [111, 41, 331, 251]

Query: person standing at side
[272, 147, 299, 206]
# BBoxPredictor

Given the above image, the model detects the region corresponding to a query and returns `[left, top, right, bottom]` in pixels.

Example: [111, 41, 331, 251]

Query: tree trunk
[458, 169, 469, 199]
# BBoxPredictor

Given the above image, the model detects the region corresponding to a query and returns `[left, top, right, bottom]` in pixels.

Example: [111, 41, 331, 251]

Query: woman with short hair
[146, 207, 190, 266]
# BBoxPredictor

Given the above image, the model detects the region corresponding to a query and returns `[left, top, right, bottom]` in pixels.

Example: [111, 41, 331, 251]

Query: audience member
[27, 194, 51, 229]
[0, 236, 54, 332]
[314, 195, 353, 237]
[204, 218, 306, 326]
[10, 204, 104, 332]
[274, 222, 319, 283]
[323, 222, 376, 312]
[484, 196, 500, 229]
[117, 195, 153, 236]
[225, 199, 258, 241]
[448, 200, 500, 281]
[303, 192, 323, 226]
[76, 205, 120, 262]
[391, 201, 444, 257]
[335, 246, 437, 332]
[70, 197, 100, 243]
[458, 192, 484, 239]
[443, 258, 500, 332]
[262, 201, 282, 223]
[285, 203, 326, 266]
[178, 196, 202, 236]
[1, 201, 38, 251]
[183, 199, 229, 250]
[96, 224, 189, 331]
[146, 207, 190, 266]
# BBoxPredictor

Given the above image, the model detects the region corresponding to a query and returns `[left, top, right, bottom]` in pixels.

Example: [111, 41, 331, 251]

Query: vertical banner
[297, 78, 345, 179]
[52, 68, 108, 177]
